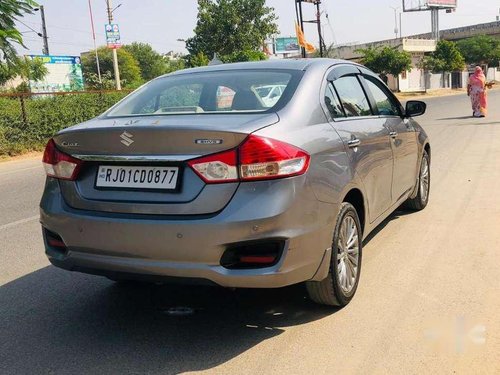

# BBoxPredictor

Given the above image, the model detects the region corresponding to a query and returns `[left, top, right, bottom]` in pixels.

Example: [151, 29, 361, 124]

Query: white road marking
[0, 215, 39, 231]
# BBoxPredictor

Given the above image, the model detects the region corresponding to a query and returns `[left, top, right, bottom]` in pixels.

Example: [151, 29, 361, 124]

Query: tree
[0, 56, 47, 90]
[0, 0, 38, 65]
[357, 46, 412, 81]
[123, 42, 168, 81]
[81, 47, 142, 89]
[456, 35, 500, 67]
[186, 52, 209, 67]
[165, 57, 185, 73]
[0, 62, 16, 85]
[186, 0, 278, 65]
[420, 40, 465, 73]
[223, 50, 267, 63]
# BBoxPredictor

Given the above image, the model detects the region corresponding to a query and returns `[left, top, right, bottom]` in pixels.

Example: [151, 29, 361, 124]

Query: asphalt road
[1, 92, 500, 374]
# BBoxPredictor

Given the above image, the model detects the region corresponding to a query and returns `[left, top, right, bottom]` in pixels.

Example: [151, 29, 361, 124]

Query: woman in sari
[468, 66, 488, 118]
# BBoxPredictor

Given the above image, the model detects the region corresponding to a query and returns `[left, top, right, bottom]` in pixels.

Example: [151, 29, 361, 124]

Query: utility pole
[315, 1, 324, 57]
[40, 5, 49, 55]
[106, 0, 121, 90]
[296, 0, 325, 58]
[88, 0, 102, 84]
[297, 0, 306, 58]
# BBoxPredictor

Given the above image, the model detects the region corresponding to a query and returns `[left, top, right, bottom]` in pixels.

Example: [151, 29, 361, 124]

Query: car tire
[404, 151, 430, 211]
[306, 202, 363, 307]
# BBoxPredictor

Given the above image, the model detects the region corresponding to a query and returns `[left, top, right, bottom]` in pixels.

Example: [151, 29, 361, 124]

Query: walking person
[467, 66, 488, 118]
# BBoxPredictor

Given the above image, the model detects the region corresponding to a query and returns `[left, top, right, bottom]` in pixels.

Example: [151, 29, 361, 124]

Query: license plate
[96, 165, 179, 190]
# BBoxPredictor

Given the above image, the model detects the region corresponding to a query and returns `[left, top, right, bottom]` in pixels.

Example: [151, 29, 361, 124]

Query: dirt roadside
[397, 85, 500, 101]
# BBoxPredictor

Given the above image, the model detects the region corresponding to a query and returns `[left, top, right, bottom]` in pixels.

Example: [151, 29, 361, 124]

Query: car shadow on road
[0, 266, 334, 374]
[363, 208, 414, 246]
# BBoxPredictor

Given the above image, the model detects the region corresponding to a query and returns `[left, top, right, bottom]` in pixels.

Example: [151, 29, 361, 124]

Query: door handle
[389, 131, 398, 139]
[347, 138, 361, 148]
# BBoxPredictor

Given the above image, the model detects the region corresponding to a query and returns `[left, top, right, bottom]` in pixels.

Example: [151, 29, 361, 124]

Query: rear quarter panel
[257, 65, 357, 206]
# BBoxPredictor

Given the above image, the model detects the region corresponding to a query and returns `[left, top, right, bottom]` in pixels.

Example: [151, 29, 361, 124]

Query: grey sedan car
[40, 59, 430, 306]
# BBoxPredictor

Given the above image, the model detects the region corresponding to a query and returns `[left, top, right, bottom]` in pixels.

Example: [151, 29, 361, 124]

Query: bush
[0, 91, 129, 156]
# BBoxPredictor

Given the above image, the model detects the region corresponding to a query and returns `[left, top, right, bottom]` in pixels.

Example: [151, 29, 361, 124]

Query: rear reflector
[220, 240, 284, 269]
[239, 255, 277, 264]
[48, 238, 66, 248]
[44, 229, 68, 254]
[188, 135, 310, 184]
[43, 139, 83, 181]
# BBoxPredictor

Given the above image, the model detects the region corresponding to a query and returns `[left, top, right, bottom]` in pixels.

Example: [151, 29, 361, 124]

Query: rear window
[106, 69, 301, 117]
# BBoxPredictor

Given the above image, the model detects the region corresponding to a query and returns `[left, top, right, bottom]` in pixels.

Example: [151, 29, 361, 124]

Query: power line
[16, 19, 42, 37]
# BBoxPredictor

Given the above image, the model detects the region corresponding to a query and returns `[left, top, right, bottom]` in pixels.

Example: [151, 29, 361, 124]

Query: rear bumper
[40, 177, 336, 288]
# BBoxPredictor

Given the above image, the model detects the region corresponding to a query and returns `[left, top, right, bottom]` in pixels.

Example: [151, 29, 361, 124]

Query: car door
[361, 74, 419, 203]
[324, 68, 394, 222]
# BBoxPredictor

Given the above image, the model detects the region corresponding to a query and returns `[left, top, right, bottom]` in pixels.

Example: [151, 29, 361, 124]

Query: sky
[15, 0, 500, 57]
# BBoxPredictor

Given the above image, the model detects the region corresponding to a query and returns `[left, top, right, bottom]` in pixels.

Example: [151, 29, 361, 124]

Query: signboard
[403, 0, 457, 11]
[427, 0, 457, 8]
[275, 37, 300, 54]
[27, 55, 84, 93]
[105, 23, 121, 49]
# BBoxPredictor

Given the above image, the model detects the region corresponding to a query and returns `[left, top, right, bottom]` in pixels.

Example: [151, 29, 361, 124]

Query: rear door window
[364, 78, 401, 117]
[333, 76, 372, 117]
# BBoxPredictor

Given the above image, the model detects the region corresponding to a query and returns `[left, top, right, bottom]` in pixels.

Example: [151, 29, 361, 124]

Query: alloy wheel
[337, 215, 360, 294]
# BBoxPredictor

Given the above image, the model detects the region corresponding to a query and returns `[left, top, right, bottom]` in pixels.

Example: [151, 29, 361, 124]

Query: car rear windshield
[105, 69, 302, 117]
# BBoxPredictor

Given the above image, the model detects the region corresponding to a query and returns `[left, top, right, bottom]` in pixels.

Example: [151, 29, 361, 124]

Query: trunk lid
[54, 113, 279, 215]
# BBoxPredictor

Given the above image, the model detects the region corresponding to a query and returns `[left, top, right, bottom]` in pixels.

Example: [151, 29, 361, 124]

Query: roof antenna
[209, 53, 223, 66]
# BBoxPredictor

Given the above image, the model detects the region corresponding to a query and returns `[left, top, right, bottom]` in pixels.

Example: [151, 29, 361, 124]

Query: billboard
[105, 23, 121, 49]
[275, 37, 300, 54]
[403, 0, 457, 11]
[27, 55, 84, 93]
[427, 0, 457, 8]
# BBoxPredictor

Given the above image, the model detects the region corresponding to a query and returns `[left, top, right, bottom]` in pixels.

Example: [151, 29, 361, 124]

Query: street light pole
[399, 12, 403, 38]
[390, 6, 399, 39]
[40, 5, 49, 55]
[106, 0, 121, 90]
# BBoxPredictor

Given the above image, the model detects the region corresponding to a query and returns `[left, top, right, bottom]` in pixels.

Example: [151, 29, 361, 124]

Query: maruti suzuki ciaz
[40, 59, 430, 306]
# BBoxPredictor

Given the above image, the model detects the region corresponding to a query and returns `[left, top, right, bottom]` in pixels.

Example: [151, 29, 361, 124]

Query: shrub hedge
[0, 91, 129, 156]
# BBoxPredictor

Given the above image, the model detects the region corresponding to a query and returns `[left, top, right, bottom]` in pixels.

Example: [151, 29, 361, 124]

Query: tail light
[188, 135, 310, 184]
[42, 139, 83, 181]
[187, 149, 238, 184]
[239, 135, 310, 181]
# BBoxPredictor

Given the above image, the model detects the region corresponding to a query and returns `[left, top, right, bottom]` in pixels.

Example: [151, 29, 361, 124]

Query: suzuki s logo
[120, 131, 134, 147]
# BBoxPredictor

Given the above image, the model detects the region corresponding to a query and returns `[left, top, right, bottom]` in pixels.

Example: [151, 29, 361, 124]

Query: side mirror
[405, 100, 426, 118]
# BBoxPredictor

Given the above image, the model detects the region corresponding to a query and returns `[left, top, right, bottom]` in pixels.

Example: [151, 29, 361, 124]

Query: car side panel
[384, 117, 420, 202]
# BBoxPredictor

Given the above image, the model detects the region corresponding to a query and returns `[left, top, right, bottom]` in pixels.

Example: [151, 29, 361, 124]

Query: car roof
[167, 58, 357, 77]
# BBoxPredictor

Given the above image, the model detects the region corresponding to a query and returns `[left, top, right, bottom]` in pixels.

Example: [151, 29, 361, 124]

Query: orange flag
[295, 23, 316, 53]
